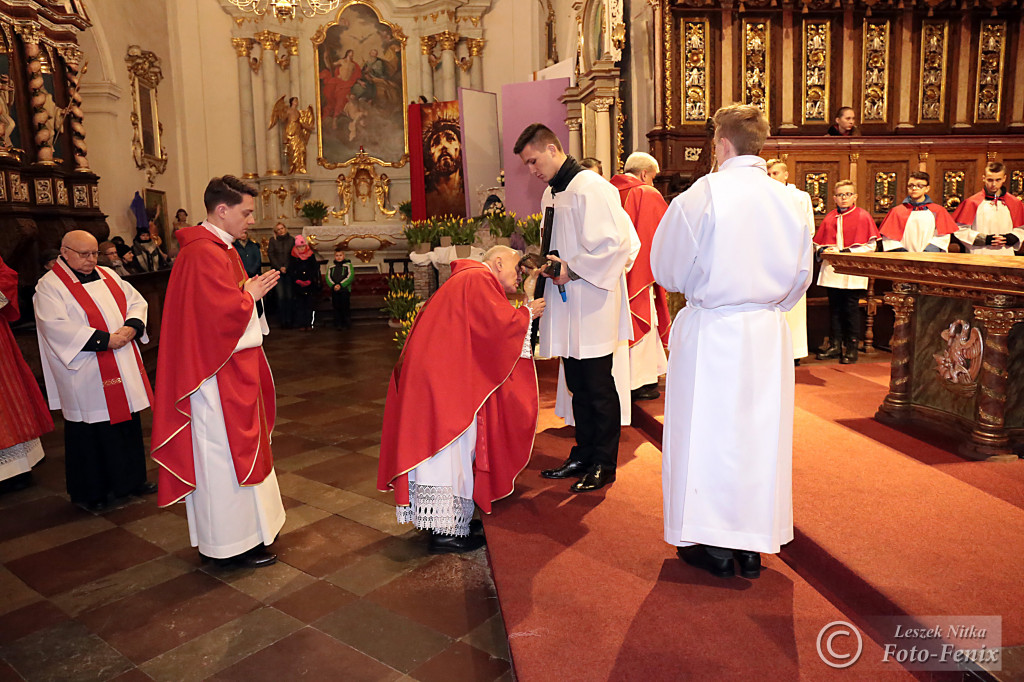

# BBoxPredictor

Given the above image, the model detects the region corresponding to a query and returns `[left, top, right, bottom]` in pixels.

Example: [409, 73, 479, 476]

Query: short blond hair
[835, 179, 856, 193]
[624, 152, 659, 175]
[713, 104, 769, 156]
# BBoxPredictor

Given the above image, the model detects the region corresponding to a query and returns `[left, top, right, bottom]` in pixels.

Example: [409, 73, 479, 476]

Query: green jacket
[326, 259, 355, 291]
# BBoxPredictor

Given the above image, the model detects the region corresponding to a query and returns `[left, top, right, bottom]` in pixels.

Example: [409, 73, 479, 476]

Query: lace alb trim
[521, 305, 534, 358]
[396, 483, 475, 536]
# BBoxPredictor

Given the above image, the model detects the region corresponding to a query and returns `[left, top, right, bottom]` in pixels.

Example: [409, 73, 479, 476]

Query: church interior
[1, 0, 1024, 679]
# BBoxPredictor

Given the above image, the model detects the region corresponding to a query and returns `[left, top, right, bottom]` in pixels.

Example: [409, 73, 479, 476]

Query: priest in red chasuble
[610, 152, 671, 402]
[152, 176, 284, 570]
[378, 246, 545, 554]
[34, 230, 156, 512]
[0, 255, 52, 492]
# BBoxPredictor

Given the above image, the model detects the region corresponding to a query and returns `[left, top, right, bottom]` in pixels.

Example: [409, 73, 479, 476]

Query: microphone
[548, 249, 567, 302]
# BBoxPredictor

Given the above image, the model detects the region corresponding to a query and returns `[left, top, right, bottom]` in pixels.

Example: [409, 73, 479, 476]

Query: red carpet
[484, 359, 918, 681]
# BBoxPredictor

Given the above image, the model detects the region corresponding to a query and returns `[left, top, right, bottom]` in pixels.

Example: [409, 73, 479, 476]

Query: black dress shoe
[735, 550, 762, 579]
[82, 499, 108, 513]
[815, 343, 841, 361]
[677, 545, 735, 578]
[540, 459, 589, 479]
[238, 546, 278, 568]
[631, 383, 661, 401]
[570, 465, 616, 492]
[133, 481, 158, 496]
[469, 519, 484, 535]
[428, 532, 486, 554]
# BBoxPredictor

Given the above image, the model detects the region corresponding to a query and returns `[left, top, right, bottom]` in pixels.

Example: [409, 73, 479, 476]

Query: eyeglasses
[907, 183, 928, 189]
[835, 192, 855, 199]
[62, 246, 98, 258]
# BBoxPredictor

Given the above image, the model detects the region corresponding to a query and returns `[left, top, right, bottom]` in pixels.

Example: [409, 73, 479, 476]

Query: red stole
[151, 226, 276, 507]
[377, 260, 537, 513]
[813, 207, 880, 248]
[0, 257, 53, 449]
[879, 201, 959, 241]
[951, 191, 1024, 228]
[610, 174, 671, 348]
[50, 259, 153, 424]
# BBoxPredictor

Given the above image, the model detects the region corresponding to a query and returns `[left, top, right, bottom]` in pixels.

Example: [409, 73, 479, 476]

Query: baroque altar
[824, 252, 1024, 462]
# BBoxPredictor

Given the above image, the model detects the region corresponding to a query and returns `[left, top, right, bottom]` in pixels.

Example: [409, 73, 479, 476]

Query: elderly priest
[378, 247, 545, 554]
[33, 230, 157, 512]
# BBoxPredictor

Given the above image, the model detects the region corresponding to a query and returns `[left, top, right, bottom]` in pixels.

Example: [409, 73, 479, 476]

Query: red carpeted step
[485, 408, 915, 680]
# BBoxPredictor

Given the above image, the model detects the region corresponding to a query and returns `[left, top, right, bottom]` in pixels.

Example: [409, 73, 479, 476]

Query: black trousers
[562, 354, 620, 471]
[332, 290, 351, 328]
[64, 412, 147, 504]
[826, 287, 864, 343]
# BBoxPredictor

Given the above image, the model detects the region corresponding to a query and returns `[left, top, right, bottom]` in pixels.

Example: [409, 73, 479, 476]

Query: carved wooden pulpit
[824, 252, 1024, 462]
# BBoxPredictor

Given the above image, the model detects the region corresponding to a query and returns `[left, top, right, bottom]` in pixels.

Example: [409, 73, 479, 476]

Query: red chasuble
[879, 201, 959, 241]
[0, 257, 52, 450]
[609, 174, 671, 348]
[813, 207, 880, 248]
[951, 191, 1024, 228]
[377, 260, 538, 513]
[151, 226, 276, 507]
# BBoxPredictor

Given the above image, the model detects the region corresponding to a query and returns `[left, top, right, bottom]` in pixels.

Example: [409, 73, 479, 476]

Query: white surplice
[881, 207, 951, 253]
[537, 170, 634, 360]
[956, 196, 1024, 256]
[652, 155, 812, 554]
[782, 184, 815, 359]
[629, 288, 668, 390]
[183, 222, 285, 559]
[34, 266, 150, 423]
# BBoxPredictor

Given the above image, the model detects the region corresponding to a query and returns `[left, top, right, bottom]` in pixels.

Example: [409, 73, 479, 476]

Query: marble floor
[0, 323, 513, 682]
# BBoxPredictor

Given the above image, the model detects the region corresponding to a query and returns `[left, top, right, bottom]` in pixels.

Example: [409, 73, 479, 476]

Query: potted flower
[300, 199, 329, 226]
[403, 220, 436, 254]
[397, 200, 412, 224]
[381, 274, 420, 327]
[518, 213, 542, 253]
[436, 214, 455, 247]
[487, 210, 517, 247]
[451, 217, 477, 258]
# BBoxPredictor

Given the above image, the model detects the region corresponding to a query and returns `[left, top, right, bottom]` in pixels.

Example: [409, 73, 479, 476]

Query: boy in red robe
[879, 171, 958, 253]
[610, 152, 671, 401]
[952, 161, 1024, 256]
[812, 180, 880, 364]
[378, 246, 545, 554]
[0, 255, 52, 491]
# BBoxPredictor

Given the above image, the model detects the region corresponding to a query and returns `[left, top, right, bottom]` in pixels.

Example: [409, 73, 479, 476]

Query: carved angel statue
[375, 173, 397, 218]
[270, 95, 315, 175]
[933, 320, 983, 385]
[0, 74, 15, 149]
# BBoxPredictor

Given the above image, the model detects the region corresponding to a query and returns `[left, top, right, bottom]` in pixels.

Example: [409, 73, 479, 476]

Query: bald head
[624, 152, 660, 186]
[482, 245, 522, 294]
[60, 230, 99, 275]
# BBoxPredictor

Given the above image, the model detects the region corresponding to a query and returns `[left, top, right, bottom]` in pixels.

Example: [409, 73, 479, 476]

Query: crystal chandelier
[228, 0, 341, 20]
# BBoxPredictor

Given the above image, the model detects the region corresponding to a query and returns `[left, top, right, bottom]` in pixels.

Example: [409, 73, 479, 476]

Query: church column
[566, 117, 582, 159]
[61, 46, 89, 171]
[467, 38, 485, 91]
[895, 10, 914, 129]
[1010, 14, 1024, 130]
[653, 0, 663, 128]
[593, 97, 614, 179]
[283, 36, 299, 101]
[720, 9, 734, 105]
[232, 38, 258, 179]
[779, 9, 796, 131]
[257, 31, 282, 176]
[841, 8, 855, 115]
[963, 302, 1024, 461]
[437, 31, 459, 102]
[953, 13, 973, 130]
[420, 36, 436, 101]
[16, 25, 52, 164]
[877, 282, 916, 422]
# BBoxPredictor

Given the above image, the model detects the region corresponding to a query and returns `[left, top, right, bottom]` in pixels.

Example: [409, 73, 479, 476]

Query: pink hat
[293, 235, 308, 248]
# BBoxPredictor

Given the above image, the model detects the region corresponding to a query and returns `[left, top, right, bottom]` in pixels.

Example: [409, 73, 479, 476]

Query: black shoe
[631, 383, 660, 401]
[735, 550, 762, 579]
[677, 544, 735, 578]
[840, 341, 858, 365]
[815, 343, 841, 360]
[80, 499, 108, 513]
[202, 546, 278, 569]
[541, 459, 589, 479]
[570, 465, 616, 492]
[428, 532, 486, 554]
[133, 481, 158, 496]
[469, 519, 484, 535]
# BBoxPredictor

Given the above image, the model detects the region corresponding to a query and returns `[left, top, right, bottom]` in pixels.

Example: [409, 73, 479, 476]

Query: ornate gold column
[877, 282, 917, 422]
[566, 117, 582, 160]
[593, 97, 614, 179]
[964, 300, 1024, 461]
[17, 24, 52, 164]
[257, 30, 282, 176]
[60, 46, 89, 172]
[420, 35, 436, 101]
[467, 38, 484, 91]
[437, 31, 459, 102]
[653, 0, 663, 128]
[232, 37, 258, 179]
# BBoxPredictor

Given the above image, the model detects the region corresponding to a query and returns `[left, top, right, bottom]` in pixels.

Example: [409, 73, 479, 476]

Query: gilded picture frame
[313, 0, 409, 169]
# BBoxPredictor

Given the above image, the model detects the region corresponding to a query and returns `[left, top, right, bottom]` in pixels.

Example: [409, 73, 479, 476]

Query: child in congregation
[325, 245, 355, 329]
[878, 171, 958, 253]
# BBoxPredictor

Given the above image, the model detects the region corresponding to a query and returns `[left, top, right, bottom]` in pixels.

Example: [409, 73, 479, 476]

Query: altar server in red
[152, 176, 284, 569]
[33, 230, 156, 512]
[812, 180, 881, 364]
[0, 255, 52, 492]
[952, 161, 1024, 256]
[879, 171, 957, 252]
[652, 105, 812, 579]
[378, 246, 545, 554]
[610, 152, 671, 401]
